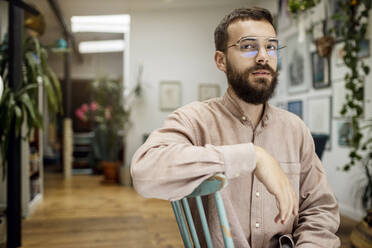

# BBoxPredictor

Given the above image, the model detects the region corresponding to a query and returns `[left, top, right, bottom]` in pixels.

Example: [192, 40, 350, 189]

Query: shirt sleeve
[293, 126, 341, 247]
[131, 110, 257, 201]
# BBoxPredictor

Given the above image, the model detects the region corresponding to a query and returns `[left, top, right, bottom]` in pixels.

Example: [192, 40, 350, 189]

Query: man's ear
[214, 50, 227, 73]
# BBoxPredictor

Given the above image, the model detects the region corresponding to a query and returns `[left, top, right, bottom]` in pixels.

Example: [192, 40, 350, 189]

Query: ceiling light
[71, 15, 130, 33]
[78, 40, 125, 53]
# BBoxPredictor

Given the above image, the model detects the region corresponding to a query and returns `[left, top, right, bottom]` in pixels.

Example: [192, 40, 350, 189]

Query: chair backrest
[171, 173, 234, 248]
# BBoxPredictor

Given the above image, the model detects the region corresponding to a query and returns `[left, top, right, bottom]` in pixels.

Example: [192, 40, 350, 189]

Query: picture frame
[159, 81, 181, 111]
[365, 78, 372, 120]
[337, 121, 353, 147]
[274, 100, 287, 110]
[331, 42, 348, 82]
[198, 84, 220, 101]
[287, 100, 303, 119]
[286, 33, 311, 94]
[311, 51, 330, 89]
[358, 39, 370, 58]
[307, 95, 332, 149]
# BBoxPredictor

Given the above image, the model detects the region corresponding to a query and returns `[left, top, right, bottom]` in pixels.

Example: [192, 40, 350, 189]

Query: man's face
[223, 20, 278, 104]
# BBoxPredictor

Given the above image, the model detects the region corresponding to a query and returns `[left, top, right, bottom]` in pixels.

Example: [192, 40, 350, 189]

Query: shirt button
[241, 116, 247, 121]
[255, 191, 260, 197]
[255, 222, 260, 228]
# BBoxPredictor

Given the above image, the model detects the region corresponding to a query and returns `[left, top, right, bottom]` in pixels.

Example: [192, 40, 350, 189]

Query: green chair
[171, 173, 234, 248]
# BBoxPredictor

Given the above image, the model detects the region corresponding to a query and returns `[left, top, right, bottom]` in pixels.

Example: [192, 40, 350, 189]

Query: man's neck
[228, 87, 265, 129]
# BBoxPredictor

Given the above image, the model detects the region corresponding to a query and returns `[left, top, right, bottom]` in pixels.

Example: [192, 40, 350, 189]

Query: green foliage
[288, 0, 321, 15]
[90, 76, 141, 162]
[0, 34, 63, 177]
[331, 0, 371, 210]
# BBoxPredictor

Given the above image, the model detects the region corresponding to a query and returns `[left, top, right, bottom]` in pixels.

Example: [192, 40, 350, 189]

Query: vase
[101, 161, 119, 183]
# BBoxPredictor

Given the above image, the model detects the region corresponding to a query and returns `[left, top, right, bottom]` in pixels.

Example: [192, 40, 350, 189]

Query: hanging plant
[334, 0, 371, 171]
[288, 0, 321, 15]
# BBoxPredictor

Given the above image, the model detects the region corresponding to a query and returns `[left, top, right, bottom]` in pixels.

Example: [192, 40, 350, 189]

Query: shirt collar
[222, 89, 272, 127]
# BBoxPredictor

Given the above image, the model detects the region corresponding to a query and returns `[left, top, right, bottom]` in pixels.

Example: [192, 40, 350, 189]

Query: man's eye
[267, 45, 277, 50]
[240, 44, 256, 50]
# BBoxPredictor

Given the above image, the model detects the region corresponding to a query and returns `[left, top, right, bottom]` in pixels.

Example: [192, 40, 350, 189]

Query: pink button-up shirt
[131, 91, 340, 247]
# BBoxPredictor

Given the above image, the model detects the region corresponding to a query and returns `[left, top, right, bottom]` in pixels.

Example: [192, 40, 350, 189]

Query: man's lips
[252, 70, 271, 75]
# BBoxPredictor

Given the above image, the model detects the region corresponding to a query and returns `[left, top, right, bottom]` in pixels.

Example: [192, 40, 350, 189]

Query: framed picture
[331, 42, 348, 82]
[308, 95, 332, 149]
[365, 79, 372, 120]
[311, 51, 330, 89]
[288, 100, 303, 119]
[358, 39, 370, 58]
[337, 121, 353, 146]
[274, 100, 287, 110]
[159, 81, 181, 111]
[286, 33, 311, 94]
[198, 84, 220, 101]
[329, 0, 343, 41]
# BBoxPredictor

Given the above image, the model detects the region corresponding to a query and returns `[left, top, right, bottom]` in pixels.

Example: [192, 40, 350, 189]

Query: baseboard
[339, 202, 365, 221]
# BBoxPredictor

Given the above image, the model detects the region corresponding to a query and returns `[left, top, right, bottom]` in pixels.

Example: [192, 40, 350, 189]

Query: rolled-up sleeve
[293, 126, 340, 247]
[131, 110, 256, 201]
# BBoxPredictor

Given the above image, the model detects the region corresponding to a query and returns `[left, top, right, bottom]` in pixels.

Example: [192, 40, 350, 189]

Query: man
[131, 7, 340, 247]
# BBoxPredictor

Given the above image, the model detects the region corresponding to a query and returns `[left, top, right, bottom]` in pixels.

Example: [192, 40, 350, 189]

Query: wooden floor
[21, 169, 357, 248]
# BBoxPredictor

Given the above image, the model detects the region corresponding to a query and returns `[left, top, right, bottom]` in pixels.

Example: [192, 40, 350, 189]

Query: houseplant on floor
[0, 34, 63, 177]
[76, 76, 141, 183]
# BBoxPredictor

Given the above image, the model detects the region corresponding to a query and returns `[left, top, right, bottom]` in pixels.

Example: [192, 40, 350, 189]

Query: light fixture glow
[78, 40, 125, 53]
[71, 15, 130, 33]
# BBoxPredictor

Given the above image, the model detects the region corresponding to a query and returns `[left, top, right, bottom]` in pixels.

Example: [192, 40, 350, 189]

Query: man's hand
[254, 145, 299, 224]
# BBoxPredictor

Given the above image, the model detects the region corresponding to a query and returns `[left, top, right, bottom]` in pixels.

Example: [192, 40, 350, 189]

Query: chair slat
[214, 192, 234, 248]
[181, 198, 200, 248]
[172, 201, 193, 248]
[196, 196, 213, 248]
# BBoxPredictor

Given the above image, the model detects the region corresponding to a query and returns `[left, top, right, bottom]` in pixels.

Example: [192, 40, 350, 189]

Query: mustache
[245, 64, 277, 77]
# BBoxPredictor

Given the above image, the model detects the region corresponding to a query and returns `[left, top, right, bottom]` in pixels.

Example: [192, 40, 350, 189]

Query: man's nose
[255, 47, 269, 65]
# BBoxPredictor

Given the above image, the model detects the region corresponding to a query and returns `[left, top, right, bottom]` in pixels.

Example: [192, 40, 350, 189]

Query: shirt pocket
[279, 162, 301, 199]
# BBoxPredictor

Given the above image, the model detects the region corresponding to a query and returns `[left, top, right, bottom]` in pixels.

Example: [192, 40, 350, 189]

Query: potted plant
[0, 34, 63, 177]
[75, 76, 141, 183]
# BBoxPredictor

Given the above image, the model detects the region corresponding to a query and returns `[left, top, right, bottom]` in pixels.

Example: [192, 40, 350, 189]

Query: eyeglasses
[227, 36, 286, 58]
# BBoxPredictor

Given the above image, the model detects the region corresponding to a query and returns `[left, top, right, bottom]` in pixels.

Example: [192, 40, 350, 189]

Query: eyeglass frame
[226, 36, 286, 59]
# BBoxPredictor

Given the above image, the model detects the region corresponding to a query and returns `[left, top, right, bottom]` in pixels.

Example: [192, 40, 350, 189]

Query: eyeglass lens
[239, 38, 279, 58]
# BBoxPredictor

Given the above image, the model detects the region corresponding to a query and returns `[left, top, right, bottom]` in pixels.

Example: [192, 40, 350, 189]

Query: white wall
[271, 1, 372, 220]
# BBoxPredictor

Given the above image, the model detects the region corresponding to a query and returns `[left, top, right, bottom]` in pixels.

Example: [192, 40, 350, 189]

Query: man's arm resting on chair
[131, 109, 298, 223]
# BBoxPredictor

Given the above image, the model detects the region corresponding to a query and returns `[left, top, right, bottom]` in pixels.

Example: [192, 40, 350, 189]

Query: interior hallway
[21, 168, 357, 248]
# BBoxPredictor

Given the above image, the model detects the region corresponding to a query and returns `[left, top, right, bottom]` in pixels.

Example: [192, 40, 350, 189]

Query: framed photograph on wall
[337, 121, 353, 146]
[311, 51, 330, 89]
[358, 39, 370, 58]
[331, 42, 348, 82]
[365, 79, 372, 120]
[308, 95, 332, 149]
[288, 100, 303, 119]
[198, 84, 220, 101]
[159, 81, 181, 111]
[286, 33, 311, 94]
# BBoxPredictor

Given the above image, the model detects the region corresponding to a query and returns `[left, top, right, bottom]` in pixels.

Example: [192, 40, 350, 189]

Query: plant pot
[101, 161, 119, 183]
[315, 36, 335, 57]
[350, 210, 372, 248]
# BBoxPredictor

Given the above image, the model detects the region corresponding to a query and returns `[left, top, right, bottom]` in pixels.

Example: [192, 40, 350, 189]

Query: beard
[226, 60, 278, 105]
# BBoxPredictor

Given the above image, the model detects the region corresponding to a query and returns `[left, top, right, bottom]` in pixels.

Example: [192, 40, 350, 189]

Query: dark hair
[214, 7, 275, 52]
